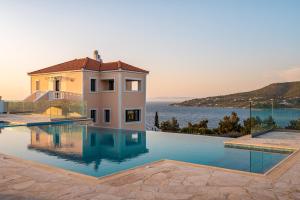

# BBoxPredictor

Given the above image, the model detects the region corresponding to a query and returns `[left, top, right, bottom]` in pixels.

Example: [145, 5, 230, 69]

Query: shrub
[160, 117, 180, 132]
[180, 120, 210, 134]
[181, 127, 214, 135]
[263, 116, 276, 127]
[286, 119, 300, 130]
[241, 116, 262, 134]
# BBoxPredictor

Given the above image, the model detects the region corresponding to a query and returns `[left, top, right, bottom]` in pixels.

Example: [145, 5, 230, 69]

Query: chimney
[93, 50, 103, 63]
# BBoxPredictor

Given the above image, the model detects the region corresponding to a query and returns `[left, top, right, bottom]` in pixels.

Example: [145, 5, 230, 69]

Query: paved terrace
[224, 131, 300, 152]
[0, 131, 300, 200]
[0, 114, 51, 125]
[0, 114, 90, 126]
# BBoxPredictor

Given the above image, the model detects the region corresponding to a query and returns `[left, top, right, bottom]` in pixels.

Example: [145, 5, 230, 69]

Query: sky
[0, 0, 299, 101]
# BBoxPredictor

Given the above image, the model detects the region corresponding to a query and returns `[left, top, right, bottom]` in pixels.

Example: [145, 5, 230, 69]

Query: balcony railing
[48, 91, 82, 101]
[49, 91, 63, 100]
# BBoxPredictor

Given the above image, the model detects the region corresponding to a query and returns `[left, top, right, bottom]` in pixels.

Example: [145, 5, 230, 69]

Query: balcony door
[55, 80, 60, 92]
[48, 78, 61, 92]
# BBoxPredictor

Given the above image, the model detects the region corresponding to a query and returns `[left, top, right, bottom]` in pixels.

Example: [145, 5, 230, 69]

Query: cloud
[277, 67, 300, 82]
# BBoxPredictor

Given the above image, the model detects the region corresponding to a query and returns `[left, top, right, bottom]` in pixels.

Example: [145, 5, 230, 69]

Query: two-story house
[27, 51, 149, 131]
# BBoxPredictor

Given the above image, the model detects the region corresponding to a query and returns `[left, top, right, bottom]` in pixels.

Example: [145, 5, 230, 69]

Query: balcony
[48, 91, 82, 101]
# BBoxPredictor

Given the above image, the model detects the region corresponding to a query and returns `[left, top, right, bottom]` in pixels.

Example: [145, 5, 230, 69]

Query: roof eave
[28, 69, 84, 76]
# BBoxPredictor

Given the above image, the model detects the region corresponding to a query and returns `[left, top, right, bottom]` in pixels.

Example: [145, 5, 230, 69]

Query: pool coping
[224, 142, 296, 153]
[0, 118, 91, 128]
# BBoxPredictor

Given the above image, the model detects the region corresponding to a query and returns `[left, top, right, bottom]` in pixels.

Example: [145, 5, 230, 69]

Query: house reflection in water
[28, 124, 148, 170]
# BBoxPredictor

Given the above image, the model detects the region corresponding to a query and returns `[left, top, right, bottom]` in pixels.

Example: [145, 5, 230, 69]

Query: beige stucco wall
[121, 72, 147, 131]
[30, 71, 83, 95]
[83, 70, 147, 131]
[82, 71, 120, 129]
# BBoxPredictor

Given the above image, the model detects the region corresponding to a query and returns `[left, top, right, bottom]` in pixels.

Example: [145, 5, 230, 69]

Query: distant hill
[171, 81, 300, 108]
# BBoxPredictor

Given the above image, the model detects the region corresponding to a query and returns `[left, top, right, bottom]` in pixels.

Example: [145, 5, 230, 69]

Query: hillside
[172, 81, 300, 108]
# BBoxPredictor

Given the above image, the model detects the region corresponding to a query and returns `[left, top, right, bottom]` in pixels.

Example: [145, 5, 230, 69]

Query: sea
[145, 102, 300, 130]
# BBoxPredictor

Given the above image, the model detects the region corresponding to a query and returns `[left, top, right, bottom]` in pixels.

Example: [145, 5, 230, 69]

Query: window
[108, 80, 114, 90]
[90, 78, 97, 92]
[90, 109, 97, 122]
[104, 109, 110, 123]
[125, 109, 141, 122]
[125, 79, 142, 92]
[100, 79, 114, 91]
[35, 80, 40, 91]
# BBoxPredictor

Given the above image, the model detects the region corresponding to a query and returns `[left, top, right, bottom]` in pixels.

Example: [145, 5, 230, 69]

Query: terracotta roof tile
[28, 57, 149, 75]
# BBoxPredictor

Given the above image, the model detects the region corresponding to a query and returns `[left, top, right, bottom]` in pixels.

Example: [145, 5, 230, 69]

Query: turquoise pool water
[0, 121, 9, 128]
[0, 124, 289, 177]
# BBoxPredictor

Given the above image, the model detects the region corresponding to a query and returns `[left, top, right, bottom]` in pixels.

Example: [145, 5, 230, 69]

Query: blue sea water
[0, 124, 288, 177]
[146, 102, 300, 130]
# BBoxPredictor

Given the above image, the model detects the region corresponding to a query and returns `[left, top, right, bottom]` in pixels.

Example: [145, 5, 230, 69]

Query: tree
[198, 119, 208, 129]
[154, 111, 159, 128]
[218, 112, 241, 134]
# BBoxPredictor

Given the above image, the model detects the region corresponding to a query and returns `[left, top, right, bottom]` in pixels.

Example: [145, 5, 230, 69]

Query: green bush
[180, 119, 213, 135]
[160, 112, 258, 137]
[286, 119, 300, 130]
[242, 116, 262, 134]
[180, 127, 215, 135]
[263, 116, 276, 127]
[160, 117, 180, 132]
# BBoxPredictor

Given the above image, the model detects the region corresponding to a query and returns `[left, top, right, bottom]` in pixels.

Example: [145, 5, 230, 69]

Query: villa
[26, 50, 149, 131]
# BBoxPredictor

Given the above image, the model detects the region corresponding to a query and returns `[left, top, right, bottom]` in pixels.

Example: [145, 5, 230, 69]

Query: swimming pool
[0, 124, 289, 177]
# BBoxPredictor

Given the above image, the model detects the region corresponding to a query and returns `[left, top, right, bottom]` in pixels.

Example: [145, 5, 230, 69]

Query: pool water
[0, 124, 289, 177]
[0, 121, 9, 128]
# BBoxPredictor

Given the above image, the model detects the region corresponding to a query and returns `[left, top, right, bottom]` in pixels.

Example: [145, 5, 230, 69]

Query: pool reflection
[28, 125, 148, 169]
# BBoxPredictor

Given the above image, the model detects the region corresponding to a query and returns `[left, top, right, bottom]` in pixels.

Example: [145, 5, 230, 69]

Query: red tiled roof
[28, 57, 149, 75]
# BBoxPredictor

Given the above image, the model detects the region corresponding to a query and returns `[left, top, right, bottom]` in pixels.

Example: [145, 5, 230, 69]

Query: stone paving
[224, 131, 300, 152]
[1, 131, 300, 200]
[0, 149, 300, 199]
